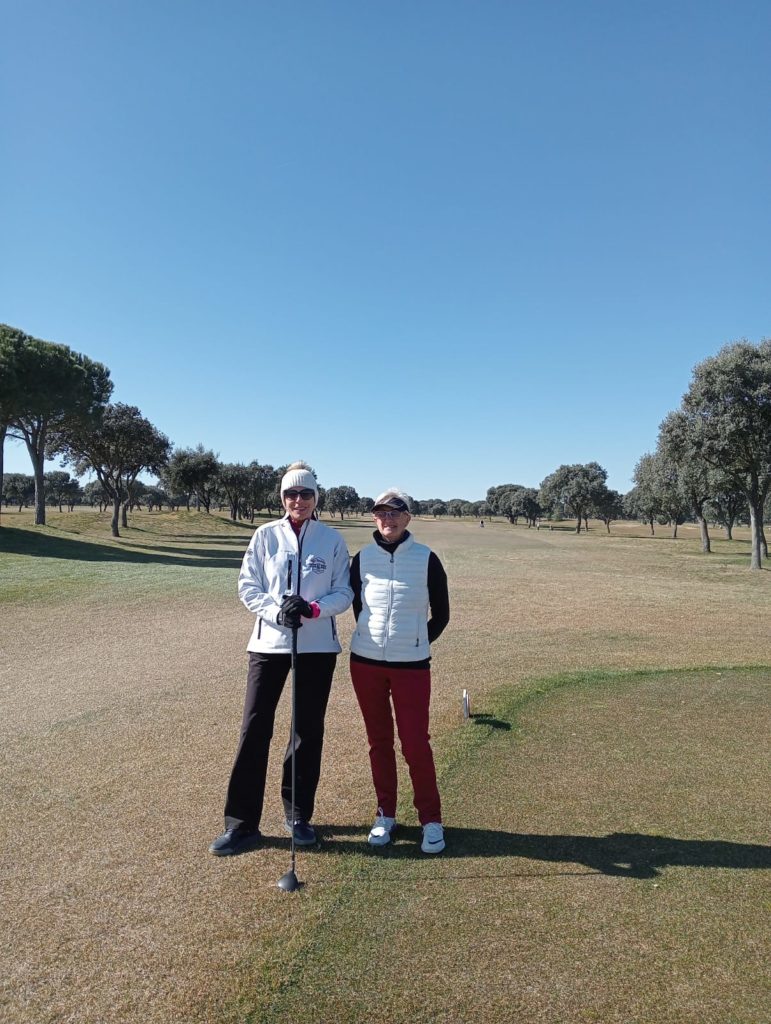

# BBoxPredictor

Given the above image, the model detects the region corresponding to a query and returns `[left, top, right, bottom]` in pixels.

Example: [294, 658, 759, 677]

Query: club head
[277, 869, 301, 893]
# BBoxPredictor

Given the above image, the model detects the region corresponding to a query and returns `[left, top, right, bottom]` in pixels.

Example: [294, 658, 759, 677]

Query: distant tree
[2, 472, 34, 510]
[44, 470, 82, 512]
[1, 325, 112, 525]
[430, 502, 447, 518]
[679, 339, 771, 569]
[486, 484, 526, 523]
[167, 445, 220, 513]
[706, 479, 747, 540]
[236, 462, 275, 521]
[326, 485, 360, 519]
[649, 452, 690, 539]
[59, 403, 171, 537]
[592, 485, 624, 534]
[142, 485, 169, 512]
[83, 479, 110, 511]
[629, 455, 661, 534]
[538, 463, 608, 534]
[358, 496, 375, 515]
[657, 410, 714, 551]
[519, 488, 542, 527]
[0, 328, 25, 525]
[219, 462, 251, 521]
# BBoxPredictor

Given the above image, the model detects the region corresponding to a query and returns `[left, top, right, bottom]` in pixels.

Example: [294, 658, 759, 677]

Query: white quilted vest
[351, 534, 431, 661]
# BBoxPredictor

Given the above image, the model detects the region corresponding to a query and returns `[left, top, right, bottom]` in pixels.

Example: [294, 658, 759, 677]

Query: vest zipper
[383, 551, 395, 658]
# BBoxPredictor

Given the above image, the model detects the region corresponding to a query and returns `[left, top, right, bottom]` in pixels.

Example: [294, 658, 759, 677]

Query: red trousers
[350, 658, 442, 825]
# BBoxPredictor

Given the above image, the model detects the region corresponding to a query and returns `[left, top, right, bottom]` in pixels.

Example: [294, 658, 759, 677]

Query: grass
[253, 667, 769, 1024]
[1, 510, 769, 1023]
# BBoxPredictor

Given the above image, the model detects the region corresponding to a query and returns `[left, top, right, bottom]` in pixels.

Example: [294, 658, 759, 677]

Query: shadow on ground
[0, 525, 246, 568]
[316, 826, 771, 878]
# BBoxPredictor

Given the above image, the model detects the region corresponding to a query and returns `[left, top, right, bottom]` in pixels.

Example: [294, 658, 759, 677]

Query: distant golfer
[349, 489, 450, 853]
[210, 462, 353, 856]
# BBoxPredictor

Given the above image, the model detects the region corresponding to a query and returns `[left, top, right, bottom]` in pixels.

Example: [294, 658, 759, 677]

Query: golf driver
[278, 558, 301, 893]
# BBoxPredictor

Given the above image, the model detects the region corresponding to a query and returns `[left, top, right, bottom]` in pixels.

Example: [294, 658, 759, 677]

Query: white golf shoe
[367, 813, 396, 846]
[421, 822, 445, 854]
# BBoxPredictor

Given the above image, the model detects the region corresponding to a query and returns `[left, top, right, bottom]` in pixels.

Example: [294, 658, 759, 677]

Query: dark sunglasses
[284, 488, 315, 500]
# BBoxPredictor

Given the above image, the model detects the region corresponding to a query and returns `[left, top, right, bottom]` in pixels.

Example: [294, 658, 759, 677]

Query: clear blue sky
[3, 1, 769, 501]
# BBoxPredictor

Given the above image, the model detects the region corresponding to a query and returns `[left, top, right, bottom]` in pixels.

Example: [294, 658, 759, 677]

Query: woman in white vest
[210, 462, 353, 856]
[350, 489, 450, 853]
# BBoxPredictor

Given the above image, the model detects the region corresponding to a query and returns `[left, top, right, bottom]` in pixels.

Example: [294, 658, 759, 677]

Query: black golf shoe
[209, 825, 262, 857]
[283, 819, 317, 846]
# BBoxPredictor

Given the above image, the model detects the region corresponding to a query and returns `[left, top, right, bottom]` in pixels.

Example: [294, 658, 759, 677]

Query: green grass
[246, 667, 770, 1024]
[0, 509, 257, 604]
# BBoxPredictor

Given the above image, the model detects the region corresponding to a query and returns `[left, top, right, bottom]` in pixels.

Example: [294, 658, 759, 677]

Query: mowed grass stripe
[249, 667, 770, 1024]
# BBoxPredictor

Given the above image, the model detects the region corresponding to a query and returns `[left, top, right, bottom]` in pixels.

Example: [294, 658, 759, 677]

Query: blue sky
[3, 1, 769, 501]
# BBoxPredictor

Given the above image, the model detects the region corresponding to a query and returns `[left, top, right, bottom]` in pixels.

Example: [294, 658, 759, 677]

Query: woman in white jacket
[210, 463, 353, 856]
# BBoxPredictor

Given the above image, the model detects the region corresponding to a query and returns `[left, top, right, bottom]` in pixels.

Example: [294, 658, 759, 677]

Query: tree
[538, 463, 608, 533]
[679, 339, 771, 569]
[83, 479, 110, 511]
[1, 325, 112, 526]
[519, 488, 543, 527]
[486, 484, 526, 522]
[59, 403, 171, 537]
[143, 485, 170, 512]
[242, 462, 279, 521]
[166, 445, 220, 513]
[325, 485, 360, 519]
[629, 455, 661, 534]
[2, 473, 34, 510]
[592, 485, 624, 534]
[219, 462, 251, 521]
[44, 470, 82, 512]
[657, 410, 714, 551]
[650, 452, 690, 539]
[0, 328, 25, 526]
[707, 478, 747, 540]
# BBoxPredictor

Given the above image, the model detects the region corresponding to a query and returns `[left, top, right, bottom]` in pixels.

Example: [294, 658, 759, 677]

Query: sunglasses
[284, 489, 315, 500]
[373, 509, 405, 520]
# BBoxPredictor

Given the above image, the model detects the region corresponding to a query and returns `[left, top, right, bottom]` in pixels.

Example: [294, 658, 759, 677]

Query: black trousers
[224, 651, 337, 829]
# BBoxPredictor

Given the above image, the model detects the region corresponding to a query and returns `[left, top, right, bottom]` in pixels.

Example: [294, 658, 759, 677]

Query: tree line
[2, 325, 769, 567]
[486, 340, 771, 570]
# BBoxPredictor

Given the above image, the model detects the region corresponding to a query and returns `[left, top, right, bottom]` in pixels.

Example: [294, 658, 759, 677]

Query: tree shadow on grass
[318, 826, 771, 878]
[0, 525, 244, 569]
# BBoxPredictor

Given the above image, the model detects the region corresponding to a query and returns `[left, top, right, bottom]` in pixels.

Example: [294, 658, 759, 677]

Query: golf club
[278, 557, 301, 893]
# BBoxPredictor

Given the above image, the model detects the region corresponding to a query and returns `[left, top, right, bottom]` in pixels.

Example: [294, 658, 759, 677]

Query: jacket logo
[306, 555, 327, 574]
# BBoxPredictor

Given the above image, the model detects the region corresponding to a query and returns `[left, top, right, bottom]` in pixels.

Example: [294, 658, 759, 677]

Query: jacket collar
[372, 529, 412, 555]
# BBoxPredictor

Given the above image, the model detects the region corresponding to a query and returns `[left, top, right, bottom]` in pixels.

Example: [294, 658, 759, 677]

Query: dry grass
[0, 511, 769, 1024]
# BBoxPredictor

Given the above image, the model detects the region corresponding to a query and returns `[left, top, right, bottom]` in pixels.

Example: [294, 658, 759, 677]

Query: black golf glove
[281, 595, 315, 619]
[277, 595, 311, 629]
[277, 608, 303, 629]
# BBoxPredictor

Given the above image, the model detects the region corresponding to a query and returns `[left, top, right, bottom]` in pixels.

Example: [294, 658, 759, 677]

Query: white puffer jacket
[239, 517, 353, 654]
[351, 534, 431, 662]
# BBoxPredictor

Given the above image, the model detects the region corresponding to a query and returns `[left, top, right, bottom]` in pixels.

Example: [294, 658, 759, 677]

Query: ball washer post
[278, 558, 301, 893]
